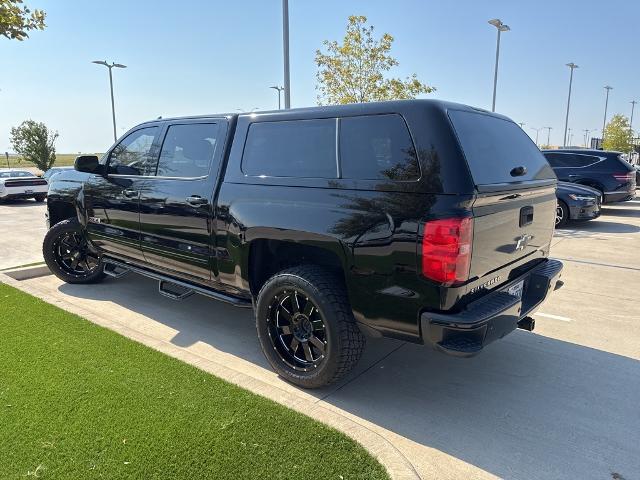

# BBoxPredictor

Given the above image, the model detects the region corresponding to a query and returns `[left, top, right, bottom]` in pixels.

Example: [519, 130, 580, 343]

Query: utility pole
[488, 19, 510, 112]
[282, 0, 291, 109]
[602, 85, 613, 141]
[630, 100, 637, 132]
[543, 126, 552, 146]
[563, 63, 578, 147]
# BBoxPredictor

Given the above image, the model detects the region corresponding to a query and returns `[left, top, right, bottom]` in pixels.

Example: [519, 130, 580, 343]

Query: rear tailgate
[449, 109, 557, 281]
[470, 186, 556, 278]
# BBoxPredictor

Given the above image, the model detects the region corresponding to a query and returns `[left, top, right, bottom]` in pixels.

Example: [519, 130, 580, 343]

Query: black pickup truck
[44, 100, 563, 388]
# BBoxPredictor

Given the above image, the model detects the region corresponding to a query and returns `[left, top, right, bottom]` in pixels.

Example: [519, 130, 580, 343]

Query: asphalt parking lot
[1, 196, 639, 479]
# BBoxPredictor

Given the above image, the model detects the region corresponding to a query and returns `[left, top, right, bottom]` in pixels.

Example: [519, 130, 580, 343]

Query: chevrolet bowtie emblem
[515, 234, 534, 251]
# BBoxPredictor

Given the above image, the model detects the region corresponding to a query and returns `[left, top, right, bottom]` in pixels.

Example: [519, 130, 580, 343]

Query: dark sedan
[555, 181, 602, 227]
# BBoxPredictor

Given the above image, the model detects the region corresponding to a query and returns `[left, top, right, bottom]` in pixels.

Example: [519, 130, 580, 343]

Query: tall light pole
[92, 60, 127, 142]
[568, 128, 573, 145]
[543, 126, 552, 146]
[282, 0, 291, 109]
[602, 85, 613, 141]
[270, 86, 284, 109]
[563, 63, 578, 147]
[530, 127, 541, 146]
[630, 100, 637, 132]
[583, 129, 594, 147]
[488, 19, 510, 112]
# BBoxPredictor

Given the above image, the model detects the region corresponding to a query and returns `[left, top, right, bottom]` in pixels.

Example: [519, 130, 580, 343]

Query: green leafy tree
[315, 15, 434, 105]
[0, 0, 46, 41]
[10, 120, 58, 171]
[603, 114, 633, 152]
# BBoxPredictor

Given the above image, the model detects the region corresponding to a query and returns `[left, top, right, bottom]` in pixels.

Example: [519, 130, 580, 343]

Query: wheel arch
[246, 238, 349, 298]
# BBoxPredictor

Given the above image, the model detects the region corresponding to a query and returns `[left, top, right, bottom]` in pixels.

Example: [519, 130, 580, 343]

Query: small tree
[603, 114, 633, 152]
[10, 120, 58, 171]
[315, 15, 434, 105]
[0, 0, 46, 40]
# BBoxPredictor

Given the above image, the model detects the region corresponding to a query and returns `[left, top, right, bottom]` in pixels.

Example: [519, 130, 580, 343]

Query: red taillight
[613, 172, 633, 182]
[421, 217, 473, 285]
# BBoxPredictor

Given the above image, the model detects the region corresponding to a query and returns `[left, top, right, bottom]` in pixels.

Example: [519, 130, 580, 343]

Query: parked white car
[0, 170, 48, 202]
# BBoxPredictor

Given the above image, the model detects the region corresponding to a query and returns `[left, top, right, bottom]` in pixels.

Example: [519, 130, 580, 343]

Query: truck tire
[43, 218, 106, 284]
[255, 265, 365, 389]
[34, 194, 46, 202]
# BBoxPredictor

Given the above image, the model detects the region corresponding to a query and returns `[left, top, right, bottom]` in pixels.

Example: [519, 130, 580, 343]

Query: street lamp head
[113, 63, 127, 69]
[270, 85, 283, 91]
[604, 85, 613, 91]
[566, 62, 579, 69]
[92, 60, 108, 67]
[488, 19, 510, 31]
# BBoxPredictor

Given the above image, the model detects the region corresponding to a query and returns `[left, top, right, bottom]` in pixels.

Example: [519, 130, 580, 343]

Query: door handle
[186, 195, 208, 206]
[122, 189, 138, 198]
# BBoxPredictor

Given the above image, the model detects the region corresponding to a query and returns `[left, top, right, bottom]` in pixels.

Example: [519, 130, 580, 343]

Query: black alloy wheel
[43, 218, 106, 284]
[255, 265, 365, 389]
[267, 289, 327, 372]
[53, 231, 101, 276]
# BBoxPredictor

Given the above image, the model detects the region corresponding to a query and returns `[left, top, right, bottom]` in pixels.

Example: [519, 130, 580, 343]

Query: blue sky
[1, 0, 638, 152]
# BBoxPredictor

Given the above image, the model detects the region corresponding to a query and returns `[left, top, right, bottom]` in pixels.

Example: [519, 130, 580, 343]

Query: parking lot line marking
[554, 256, 640, 272]
[537, 313, 572, 322]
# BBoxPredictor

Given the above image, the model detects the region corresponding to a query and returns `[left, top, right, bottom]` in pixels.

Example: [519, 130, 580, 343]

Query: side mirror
[74, 155, 101, 174]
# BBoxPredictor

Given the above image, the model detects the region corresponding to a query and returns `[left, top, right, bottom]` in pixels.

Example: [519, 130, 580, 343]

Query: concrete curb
[0, 268, 421, 480]
[2, 263, 49, 281]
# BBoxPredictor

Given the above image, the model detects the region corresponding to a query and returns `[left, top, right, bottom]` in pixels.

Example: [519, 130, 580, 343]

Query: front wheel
[255, 265, 365, 389]
[43, 218, 106, 284]
[556, 201, 569, 227]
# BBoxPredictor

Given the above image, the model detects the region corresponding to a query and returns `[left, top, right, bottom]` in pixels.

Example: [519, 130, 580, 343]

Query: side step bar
[102, 258, 252, 308]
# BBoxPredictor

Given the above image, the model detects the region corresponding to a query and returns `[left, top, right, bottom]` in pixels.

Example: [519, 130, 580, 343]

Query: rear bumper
[420, 259, 563, 357]
[603, 190, 635, 203]
[0, 186, 48, 199]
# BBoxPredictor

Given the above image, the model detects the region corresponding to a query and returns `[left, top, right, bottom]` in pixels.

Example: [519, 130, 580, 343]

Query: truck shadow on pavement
[58, 276, 640, 480]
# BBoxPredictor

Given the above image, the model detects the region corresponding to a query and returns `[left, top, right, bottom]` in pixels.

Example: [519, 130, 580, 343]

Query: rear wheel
[34, 194, 46, 202]
[255, 265, 365, 389]
[43, 218, 106, 284]
[556, 201, 569, 227]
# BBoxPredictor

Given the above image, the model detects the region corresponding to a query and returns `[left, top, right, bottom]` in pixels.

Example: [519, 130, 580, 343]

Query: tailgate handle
[520, 206, 534, 227]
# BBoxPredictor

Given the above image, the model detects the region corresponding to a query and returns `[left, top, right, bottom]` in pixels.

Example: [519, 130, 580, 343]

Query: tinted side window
[339, 114, 420, 181]
[544, 153, 566, 167]
[242, 119, 337, 178]
[572, 154, 598, 167]
[450, 110, 555, 185]
[157, 123, 219, 178]
[108, 127, 158, 175]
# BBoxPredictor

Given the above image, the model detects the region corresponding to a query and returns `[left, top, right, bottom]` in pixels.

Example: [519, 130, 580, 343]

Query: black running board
[102, 258, 252, 308]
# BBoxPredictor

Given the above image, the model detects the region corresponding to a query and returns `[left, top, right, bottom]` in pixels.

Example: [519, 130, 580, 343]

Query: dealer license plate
[507, 280, 524, 299]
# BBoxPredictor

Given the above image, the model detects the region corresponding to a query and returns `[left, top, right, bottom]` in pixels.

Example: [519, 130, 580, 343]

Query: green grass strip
[0, 283, 388, 479]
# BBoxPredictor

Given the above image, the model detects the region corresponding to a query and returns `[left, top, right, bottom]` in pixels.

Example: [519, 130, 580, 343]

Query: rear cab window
[157, 123, 219, 178]
[448, 110, 555, 187]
